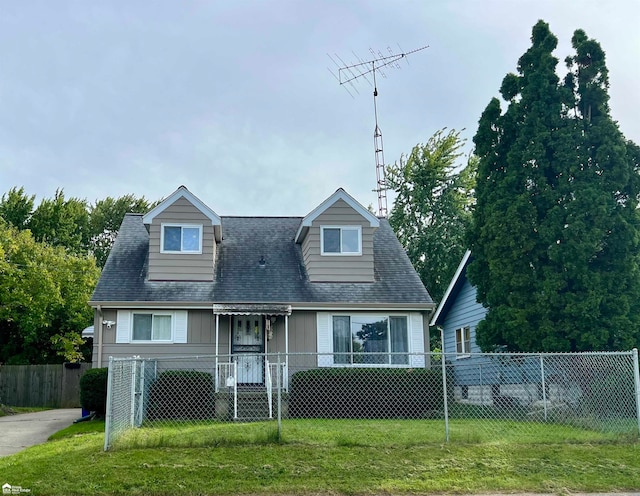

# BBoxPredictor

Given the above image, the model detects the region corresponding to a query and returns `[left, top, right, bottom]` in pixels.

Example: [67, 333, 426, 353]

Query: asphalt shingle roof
[90, 213, 433, 307]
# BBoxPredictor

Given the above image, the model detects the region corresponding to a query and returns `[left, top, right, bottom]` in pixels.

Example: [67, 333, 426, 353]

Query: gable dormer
[295, 188, 380, 282]
[142, 186, 221, 281]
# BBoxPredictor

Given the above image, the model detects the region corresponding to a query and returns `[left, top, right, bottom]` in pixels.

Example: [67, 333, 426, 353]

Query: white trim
[174, 310, 188, 343]
[455, 325, 471, 359]
[142, 185, 221, 226]
[320, 225, 362, 256]
[131, 311, 174, 342]
[322, 312, 417, 367]
[285, 314, 289, 356]
[215, 313, 219, 358]
[116, 310, 189, 344]
[116, 310, 131, 344]
[92, 303, 217, 309]
[291, 304, 434, 312]
[317, 312, 332, 366]
[160, 223, 203, 254]
[410, 312, 425, 367]
[295, 188, 379, 243]
[92, 303, 434, 312]
[430, 250, 471, 326]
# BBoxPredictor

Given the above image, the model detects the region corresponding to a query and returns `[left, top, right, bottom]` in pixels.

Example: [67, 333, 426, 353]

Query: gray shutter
[316, 312, 333, 366]
[410, 312, 425, 367]
[116, 310, 131, 344]
[174, 310, 188, 343]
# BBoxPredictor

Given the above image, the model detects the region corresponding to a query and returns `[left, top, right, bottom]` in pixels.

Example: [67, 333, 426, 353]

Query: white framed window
[132, 312, 173, 342]
[331, 314, 409, 365]
[321, 226, 362, 255]
[116, 310, 188, 344]
[455, 326, 471, 358]
[161, 224, 202, 254]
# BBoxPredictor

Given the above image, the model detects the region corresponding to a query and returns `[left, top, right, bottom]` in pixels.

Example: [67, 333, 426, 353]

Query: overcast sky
[1, 1, 638, 216]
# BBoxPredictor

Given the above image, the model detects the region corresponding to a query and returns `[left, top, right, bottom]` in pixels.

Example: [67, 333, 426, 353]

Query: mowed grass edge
[0, 419, 638, 495]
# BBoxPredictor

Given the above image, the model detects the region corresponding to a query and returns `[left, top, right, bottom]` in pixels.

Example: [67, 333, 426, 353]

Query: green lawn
[0, 419, 638, 495]
[115, 417, 633, 448]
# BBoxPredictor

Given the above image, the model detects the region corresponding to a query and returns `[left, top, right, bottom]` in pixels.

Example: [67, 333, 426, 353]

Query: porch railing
[215, 360, 237, 419]
[265, 357, 288, 419]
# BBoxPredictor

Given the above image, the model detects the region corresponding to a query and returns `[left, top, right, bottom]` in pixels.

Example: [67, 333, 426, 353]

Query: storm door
[232, 316, 264, 384]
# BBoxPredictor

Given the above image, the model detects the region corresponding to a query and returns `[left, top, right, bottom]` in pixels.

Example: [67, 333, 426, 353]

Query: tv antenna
[328, 44, 429, 217]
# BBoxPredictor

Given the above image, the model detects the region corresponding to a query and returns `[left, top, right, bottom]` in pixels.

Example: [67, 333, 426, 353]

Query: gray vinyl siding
[442, 278, 487, 355]
[301, 199, 375, 282]
[94, 310, 221, 366]
[148, 197, 216, 281]
[287, 311, 317, 353]
[267, 318, 286, 355]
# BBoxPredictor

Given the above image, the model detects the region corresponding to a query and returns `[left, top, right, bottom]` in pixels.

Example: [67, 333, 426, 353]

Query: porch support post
[285, 314, 289, 356]
[215, 313, 219, 357]
[215, 312, 220, 391]
[285, 314, 290, 389]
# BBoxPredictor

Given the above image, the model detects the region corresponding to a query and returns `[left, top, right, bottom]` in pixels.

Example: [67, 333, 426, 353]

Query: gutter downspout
[97, 305, 103, 368]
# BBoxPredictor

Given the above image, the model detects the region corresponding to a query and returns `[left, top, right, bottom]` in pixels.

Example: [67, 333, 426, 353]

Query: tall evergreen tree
[468, 21, 640, 352]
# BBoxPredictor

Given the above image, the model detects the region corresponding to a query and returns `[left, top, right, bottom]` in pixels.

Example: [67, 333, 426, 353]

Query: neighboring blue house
[430, 251, 544, 405]
[430, 251, 486, 357]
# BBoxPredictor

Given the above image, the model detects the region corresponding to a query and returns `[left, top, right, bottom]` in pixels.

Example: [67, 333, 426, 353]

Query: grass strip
[0, 420, 638, 495]
[0, 405, 51, 417]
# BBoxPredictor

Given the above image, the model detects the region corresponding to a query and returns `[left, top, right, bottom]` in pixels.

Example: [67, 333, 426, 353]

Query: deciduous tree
[0, 186, 34, 230]
[89, 194, 154, 268]
[388, 128, 476, 303]
[28, 189, 91, 256]
[0, 219, 99, 363]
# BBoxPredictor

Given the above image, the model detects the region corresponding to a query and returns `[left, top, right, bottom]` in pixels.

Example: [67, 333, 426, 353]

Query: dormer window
[321, 226, 361, 255]
[161, 224, 202, 254]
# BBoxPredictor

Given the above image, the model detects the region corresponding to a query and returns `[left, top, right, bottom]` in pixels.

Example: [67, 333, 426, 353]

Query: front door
[232, 316, 264, 384]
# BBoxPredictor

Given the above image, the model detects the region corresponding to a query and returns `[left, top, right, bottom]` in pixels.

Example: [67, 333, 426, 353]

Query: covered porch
[212, 303, 292, 410]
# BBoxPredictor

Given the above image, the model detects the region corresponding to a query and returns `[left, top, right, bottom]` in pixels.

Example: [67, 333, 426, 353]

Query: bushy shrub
[289, 367, 443, 419]
[79, 367, 108, 415]
[147, 370, 215, 421]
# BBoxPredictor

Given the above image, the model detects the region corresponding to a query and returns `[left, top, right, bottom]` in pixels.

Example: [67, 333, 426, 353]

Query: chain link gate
[104, 350, 640, 450]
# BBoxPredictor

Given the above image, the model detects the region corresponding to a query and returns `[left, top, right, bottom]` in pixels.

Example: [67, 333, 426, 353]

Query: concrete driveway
[0, 408, 81, 457]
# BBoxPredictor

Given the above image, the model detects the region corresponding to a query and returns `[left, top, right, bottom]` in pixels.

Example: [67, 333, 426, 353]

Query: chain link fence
[104, 350, 640, 450]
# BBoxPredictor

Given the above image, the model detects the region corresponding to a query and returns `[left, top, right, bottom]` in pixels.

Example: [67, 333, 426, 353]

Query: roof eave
[89, 300, 435, 312]
[429, 250, 471, 326]
[295, 188, 380, 243]
[142, 186, 222, 240]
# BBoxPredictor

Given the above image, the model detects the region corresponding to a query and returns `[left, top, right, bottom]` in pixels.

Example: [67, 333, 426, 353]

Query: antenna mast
[329, 45, 429, 217]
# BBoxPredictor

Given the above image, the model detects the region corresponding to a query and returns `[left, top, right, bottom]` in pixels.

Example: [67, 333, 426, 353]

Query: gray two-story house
[90, 186, 434, 384]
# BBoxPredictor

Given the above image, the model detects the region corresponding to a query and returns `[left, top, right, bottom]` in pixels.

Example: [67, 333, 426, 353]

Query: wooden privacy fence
[0, 363, 92, 408]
